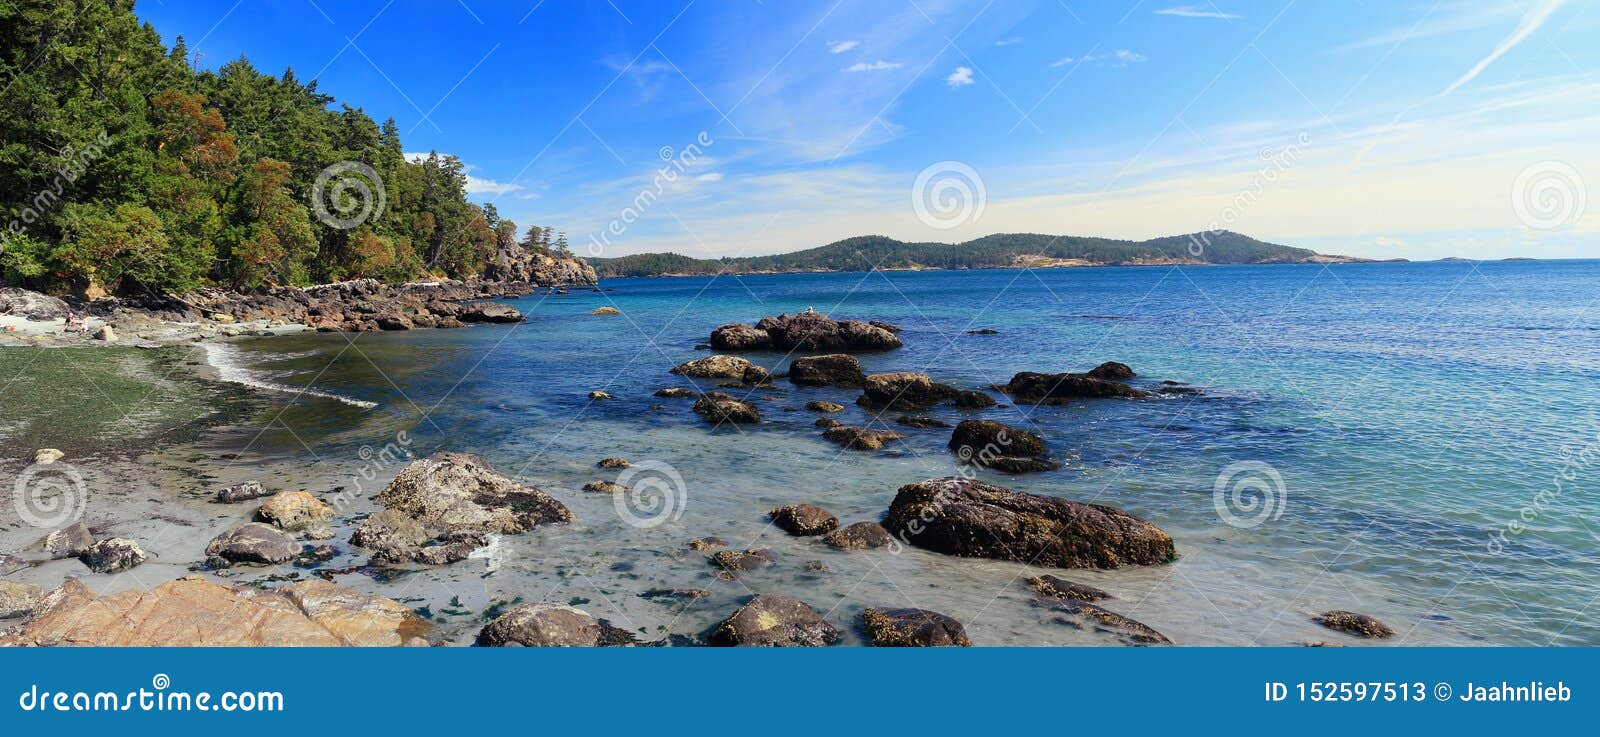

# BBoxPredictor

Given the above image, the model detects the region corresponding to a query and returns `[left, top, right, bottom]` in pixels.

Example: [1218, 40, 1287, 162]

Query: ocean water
[201, 260, 1600, 645]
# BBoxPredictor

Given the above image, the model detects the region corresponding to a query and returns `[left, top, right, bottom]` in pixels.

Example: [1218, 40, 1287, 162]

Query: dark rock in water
[694, 343, 712, 350]
[477, 603, 605, 647]
[687, 537, 727, 552]
[457, 300, 523, 324]
[1027, 575, 1112, 602]
[583, 481, 627, 493]
[1038, 599, 1171, 645]
[965, 328, 998, 335]
[1314, 610, 1395, 638]
[805, 400, 845, 413]
[950, 389, 997, 409]
[823, 522, 893, 551]
[884, 477, 1175, 569]
[207, 523, 300, 565]
[769, 504, 839, 536]
[44, 522, 94, 560]
[711, 313, 902, 353]
[947, 419, 1056, 473]
[710, 549, 772, 572]
[789, 354, 867, 387]
[861, 608, 971, 647]
[81, 538, 148, 573]
[588, 390, 612, 400]
[597, 457, 631, 469]
[671, 354, 760, 379]
[709, 323, 772, 351]
[895, 415, 951, 429]
[822, 426, 903, 450]
[1005, 371, 1150, 403]
[653, 388, 698, 399]
[709, 594, 841, 647]
[640, 588, 712, 601]
[814, 417, 843, 428]
[856, 372, 957, 410]
[692, 393, 762, 425]
[216, 481, 270, 503]
[868, 320, 901, 334]
[1087, 361, 1135, 380]
[1160, 385, 1200, 395]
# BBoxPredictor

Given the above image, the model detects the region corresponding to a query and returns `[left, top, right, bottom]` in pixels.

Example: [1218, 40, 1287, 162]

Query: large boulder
[207, 522, 301, 565]
[948, 419, 1058, 473]
[456, 301, 523, 323]
[709, 594, 841, 647]
[43, 522, 94, 560]
[0, 288, 71, 320]
[80, 538, 146, 573]
[856, 372, 957, 410]
[1005, 371, 1150, 403]
[769, 504, 839, 536]
[692, 393, 762, 425]
[709, 323, 772, 351]
[375, 452, 573, 536]
[789, 354, 866, 387]
[477, 603, 604, 647]
[0, 577, 428, 646]
[671, 354, 759, 379]
[256, 491, 335, 531]
[1087, 361, 1136, 380]
[823, 521, 893, 550]
[711, 313, 902, 353]
[884, 478, 1175, 569]
[861, 608, 971, 646]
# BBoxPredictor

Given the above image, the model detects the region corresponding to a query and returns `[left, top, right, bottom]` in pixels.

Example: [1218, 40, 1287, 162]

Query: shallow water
[9, 260, 1599, 646]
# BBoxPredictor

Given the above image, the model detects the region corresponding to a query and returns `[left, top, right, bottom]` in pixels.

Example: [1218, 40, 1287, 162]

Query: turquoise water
[221, 260, 1600, 646]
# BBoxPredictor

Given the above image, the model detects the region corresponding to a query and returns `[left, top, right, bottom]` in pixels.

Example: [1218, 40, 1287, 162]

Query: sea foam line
[201, 342, 378, 409]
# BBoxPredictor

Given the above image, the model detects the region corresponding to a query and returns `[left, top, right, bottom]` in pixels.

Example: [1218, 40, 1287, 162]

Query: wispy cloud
[826, 40, 859, 54]
[945, 66, 974, 88]
[1155, 5, 1241, 20]
[1051, 50, 1146, 68]
[845, 59, 903, 72]
[1440, 0, 1565, 96]
[696, 172, 724, 182]
[995, 36, 1022, 46]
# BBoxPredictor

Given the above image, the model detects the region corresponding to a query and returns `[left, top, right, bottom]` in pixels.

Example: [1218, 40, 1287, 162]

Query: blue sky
[135, 0, 1598, 260]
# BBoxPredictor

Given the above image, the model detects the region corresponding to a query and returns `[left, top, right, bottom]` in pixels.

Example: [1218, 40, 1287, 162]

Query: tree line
[0, 0, 569, 298]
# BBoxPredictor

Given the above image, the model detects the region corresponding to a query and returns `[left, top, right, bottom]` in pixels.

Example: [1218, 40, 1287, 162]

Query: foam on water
[201, 341, 378, 409]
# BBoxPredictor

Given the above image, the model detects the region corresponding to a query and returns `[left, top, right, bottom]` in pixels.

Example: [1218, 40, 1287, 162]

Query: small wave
[201, 343, 378, 409]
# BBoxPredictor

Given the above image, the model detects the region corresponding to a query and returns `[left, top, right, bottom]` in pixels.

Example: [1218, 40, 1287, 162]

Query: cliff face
[484, 243, 598, 286]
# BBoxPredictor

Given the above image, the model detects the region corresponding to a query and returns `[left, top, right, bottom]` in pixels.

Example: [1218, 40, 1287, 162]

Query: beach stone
[884, 477, 1175, 569]
[0, 581, 42, 619]
[710, 548, 772, 572]
[822, 521, 893, 550]
[789, 354, 867, 387]
[653, 388, 698, 399]
[256, 491, 334, 531]
[216, 481, 270, 503]
[33, 448, 64, 464]
[1039, 599, 1171, 645]
[856, 372, 957, 410]
[1027, 575, 1112, 602]
[43, 522, 94, 559]
[804, 400, 845, 413]
[376, 452, 573, 535]
[814, 417, 843, 428]
[592, 306, 621, 315]
[583, 481, 627, 493]
[1314, 610, 1395, 638]
[1005, 371, 1150, 403]
[769, 504, 839, 536]
[709, 594, 841, 647]
[80, 538, 146, 573]
[207, 523, 300, 565]
[671, 354, 758, 379]
[477, 603, 602, 647]
[0, 576, 427, 647]
[91, 325, 115, 341]
[1087, 361, 1136, 380]
[861, 608, 971, 646]
[692, 393, 761, 425]
[822, 426, 903, 450]
[597, 457, 631, 468]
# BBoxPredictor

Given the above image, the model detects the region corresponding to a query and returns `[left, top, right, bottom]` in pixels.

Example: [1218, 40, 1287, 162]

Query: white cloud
[995, 36, 1022, 46]
[1050, 50, 1145, 68]
[945, 66, 975, 88]
[1155, 5, 1241, 20]
[696, 172, 724, 182]
[1439, 0, 1565, 97]
[1049, 56, 1076, 68]
[845, 60, 903, 72]
[826, 40, 859, 54]
[403, 152, 524, 197]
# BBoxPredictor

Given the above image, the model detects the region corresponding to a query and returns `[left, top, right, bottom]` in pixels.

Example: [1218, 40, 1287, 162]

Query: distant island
[587, 230, 1374, 278]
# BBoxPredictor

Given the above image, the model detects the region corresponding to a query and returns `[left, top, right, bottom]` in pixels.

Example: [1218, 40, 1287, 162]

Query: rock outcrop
[947, 419, 1058, 473]
[207, 523, 301, 565]
[0, 288, 70, 320]
[709, 313, 902, 353]
[856, 372, 958, 410]
[769, 504, 839, 536]
[477, 603, 609, 647]
[670, 355, 769, 384]
[80, 538, 146, 573]
[692, 393, 762, 425]
[860, 608, 971, 646]
[709, 594, 841, 647]
[788, 354, 867, 387]
[884, 478, 1175, 569]
[823, 521, 893, 550]
[256, 491, 334, 532]
[1005, 371, 1150, 403]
